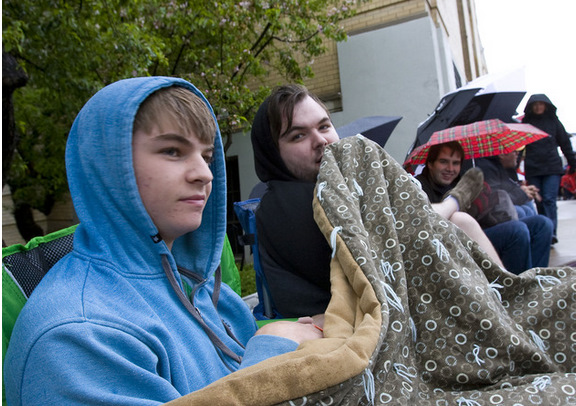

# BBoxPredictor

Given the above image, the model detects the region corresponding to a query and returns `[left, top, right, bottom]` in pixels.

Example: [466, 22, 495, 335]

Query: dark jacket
[476, 156, 530, 206]
[250, 98, 332, 318]
[521, 94, 576, 177]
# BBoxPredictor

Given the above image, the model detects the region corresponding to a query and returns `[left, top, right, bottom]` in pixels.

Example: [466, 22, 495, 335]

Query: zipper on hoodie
[161, 255, 244, 370]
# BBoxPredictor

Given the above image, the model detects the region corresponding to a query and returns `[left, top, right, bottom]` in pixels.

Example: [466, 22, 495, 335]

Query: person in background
[560, 165, 576, 200]
[4, 77, 322, 406]
[417, 142, 546, 274]
[476, 150, 553, 266]
[521, 94, 576, 244]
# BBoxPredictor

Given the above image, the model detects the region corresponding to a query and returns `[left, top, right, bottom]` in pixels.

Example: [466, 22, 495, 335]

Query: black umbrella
[337, 115, 402, 147]
[413, 88, 525, 150]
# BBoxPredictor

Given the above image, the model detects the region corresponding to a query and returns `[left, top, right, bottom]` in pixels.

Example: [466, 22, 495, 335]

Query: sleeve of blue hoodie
[6, 309, 298, 405]
[3, 77, 299, 406]
[241, 334, 299, 369]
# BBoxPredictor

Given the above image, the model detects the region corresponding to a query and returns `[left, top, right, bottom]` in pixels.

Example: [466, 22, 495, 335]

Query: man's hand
[521, 184, 541, 202]
[255, 315, 324, 344]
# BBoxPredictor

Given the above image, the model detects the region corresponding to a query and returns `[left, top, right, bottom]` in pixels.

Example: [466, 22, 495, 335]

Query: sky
[474, 0, 576, 132]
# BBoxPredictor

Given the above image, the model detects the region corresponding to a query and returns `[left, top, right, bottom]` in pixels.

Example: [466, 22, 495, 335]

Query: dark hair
[426, 141, 464, 165]
[267, 84, 329, 146]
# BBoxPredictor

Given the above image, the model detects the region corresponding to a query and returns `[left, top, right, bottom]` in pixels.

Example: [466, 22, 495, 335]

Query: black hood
[250, 97, 298, 182]
[523, 93, 557, 117]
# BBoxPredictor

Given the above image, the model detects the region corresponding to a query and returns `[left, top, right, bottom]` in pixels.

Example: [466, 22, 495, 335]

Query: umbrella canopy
[411, 68, 527, 154]
[404, 119, 549, 166]
[337, 116, 402, 147]
[414, 89, 526, 150]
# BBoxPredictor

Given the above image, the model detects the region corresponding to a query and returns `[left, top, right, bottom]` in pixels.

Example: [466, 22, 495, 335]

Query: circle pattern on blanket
[300, 135, 576, 406]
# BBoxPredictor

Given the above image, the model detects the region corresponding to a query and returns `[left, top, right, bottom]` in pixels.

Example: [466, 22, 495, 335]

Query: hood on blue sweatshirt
[66, 76, 226, 280]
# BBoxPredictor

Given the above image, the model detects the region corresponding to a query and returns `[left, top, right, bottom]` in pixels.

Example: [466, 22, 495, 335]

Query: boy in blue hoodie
[4, 77, 322, 405]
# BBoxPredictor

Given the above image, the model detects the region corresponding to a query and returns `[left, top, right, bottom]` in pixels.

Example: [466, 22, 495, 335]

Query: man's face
[132, 117, 214, 249]
[499, 151, 518, 168]
[427, 146, 462, 187]
[277, 96, 340, 182]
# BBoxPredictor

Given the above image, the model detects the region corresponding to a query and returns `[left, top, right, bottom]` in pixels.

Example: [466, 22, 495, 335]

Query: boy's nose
[187, 159, 213, 184]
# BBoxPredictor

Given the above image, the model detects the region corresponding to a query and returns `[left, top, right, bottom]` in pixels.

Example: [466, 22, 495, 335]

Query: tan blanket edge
[165, 199, 382, 405]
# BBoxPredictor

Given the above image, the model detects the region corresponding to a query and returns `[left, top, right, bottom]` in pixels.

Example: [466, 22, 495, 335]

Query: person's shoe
[444, 167, 484, 211]
[551, 235, 558, 245]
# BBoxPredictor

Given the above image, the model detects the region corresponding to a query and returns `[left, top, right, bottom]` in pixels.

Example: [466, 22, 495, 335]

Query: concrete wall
[332, 16, 448, 163]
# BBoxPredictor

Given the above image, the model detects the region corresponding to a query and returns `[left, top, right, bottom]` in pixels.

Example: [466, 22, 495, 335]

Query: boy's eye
[161, 147, 180, 157]
[204, 154, 214, 164]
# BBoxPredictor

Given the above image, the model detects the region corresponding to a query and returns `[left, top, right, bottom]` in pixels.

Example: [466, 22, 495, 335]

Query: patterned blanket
[168, 135, 575, 405]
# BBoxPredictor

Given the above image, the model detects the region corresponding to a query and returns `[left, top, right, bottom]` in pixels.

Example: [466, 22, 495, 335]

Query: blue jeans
[484, 215, 553, 274]
[516, 202, 537, 218]
[526, 174, 561, 237]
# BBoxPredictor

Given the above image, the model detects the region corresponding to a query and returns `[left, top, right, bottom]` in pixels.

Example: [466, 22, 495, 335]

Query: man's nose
[311, 131, 329, 147]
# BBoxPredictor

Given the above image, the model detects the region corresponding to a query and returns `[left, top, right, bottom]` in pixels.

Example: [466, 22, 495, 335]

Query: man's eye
[204, 154, 214, 164]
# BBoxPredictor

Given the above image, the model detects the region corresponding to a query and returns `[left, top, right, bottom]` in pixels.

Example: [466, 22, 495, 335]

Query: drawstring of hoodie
[161, 255, 243, 369]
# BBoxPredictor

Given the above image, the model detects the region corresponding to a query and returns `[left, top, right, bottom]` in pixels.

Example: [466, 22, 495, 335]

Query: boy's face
[132, 116, 214, 249]
[278, 96, 339, 182]
[427, 146, 462, 187]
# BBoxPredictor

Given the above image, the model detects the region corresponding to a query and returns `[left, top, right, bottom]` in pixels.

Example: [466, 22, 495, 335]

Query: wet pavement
[549, 199, 576, 267]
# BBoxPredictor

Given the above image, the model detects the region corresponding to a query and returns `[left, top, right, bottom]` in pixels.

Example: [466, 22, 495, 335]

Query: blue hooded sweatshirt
[4, 77, 298, 405]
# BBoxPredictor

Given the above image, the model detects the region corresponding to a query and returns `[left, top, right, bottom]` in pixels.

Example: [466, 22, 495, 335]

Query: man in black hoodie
[522, 94, 576, 243]
[250, 85, 337, 318]
[250, 84, 501, 317]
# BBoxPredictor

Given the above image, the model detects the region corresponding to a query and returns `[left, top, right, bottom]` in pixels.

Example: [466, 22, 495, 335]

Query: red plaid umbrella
[404, 119, 549, 166]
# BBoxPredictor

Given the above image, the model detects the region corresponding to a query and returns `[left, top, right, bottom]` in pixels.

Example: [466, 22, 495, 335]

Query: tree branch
[171, 29, 195, 75]
[271, 29, 320, 44]
[230, 23, 272, 81]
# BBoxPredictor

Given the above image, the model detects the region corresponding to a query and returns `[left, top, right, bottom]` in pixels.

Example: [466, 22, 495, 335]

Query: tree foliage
[2, 0, 361, 236]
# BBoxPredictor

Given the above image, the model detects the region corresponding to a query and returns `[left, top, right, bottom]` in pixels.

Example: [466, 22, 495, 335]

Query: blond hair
[134, 86, 216, 144]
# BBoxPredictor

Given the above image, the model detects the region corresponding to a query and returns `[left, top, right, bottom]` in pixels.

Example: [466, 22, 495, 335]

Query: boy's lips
[180, 195, 206, 205]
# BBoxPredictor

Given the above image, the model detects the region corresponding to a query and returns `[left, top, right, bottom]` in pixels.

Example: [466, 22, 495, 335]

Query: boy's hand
[255, 316, 324, 343]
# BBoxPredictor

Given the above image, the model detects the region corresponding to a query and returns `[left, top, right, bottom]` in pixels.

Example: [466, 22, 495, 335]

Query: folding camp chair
[233, 198, 282, 320]
[2, 224, 77, 406]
